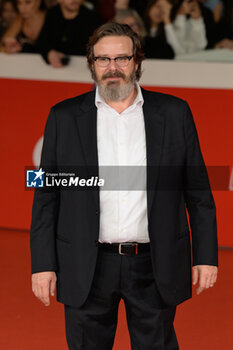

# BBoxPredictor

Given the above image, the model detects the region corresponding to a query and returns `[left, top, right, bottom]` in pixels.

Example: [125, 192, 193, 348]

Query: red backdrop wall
[0, 78, 232, 246]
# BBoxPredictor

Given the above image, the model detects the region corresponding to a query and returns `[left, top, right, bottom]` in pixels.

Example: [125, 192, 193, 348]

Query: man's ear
[90, 64, 96, 80]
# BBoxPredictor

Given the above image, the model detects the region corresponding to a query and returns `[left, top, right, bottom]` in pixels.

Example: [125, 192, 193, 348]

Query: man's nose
[107, 59, 118, 70]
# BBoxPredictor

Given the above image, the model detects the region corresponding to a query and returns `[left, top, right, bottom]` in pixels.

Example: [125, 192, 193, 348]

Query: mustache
[102, 71, 126, 80]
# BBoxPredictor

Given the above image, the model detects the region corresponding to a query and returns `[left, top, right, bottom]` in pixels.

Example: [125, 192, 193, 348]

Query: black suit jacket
[30, 88, 218, 307]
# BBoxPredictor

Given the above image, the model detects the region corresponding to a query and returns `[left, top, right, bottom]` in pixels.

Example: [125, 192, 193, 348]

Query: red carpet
[0, 229, 232, 349]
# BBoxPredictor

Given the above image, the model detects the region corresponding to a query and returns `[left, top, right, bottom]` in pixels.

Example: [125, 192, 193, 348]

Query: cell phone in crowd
[61, 56, 70, 66]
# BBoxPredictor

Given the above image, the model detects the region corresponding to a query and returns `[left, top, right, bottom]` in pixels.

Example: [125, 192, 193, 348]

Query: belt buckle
[119, 243, 138, 255]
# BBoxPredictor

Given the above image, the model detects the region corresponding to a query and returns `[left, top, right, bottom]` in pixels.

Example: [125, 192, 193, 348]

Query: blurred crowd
[0, 0, 232, 67]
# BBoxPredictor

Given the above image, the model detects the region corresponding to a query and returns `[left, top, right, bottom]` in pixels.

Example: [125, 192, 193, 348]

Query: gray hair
[113, 9, 147, 41]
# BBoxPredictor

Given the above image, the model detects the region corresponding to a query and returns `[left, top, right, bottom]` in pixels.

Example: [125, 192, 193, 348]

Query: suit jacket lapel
[142, 89, 165, 218]
[75, 91, 99, 210]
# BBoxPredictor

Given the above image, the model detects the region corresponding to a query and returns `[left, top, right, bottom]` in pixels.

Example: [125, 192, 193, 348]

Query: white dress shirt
[96, 83, 150, 243]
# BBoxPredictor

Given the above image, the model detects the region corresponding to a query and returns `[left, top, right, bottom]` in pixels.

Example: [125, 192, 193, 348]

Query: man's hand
[47, 50, 65, 68]
[192, 265, 218, 295]
[32, 271, 57, 306]
[215, 39, 233, 50]
[159, 0, 172, 25]
[3, 38, 22, 54]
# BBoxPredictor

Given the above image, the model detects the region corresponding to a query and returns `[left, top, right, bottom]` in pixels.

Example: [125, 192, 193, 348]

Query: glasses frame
[93, 55, 134, 68]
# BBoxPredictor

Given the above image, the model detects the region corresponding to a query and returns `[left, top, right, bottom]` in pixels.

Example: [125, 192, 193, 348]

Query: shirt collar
[95, 82, 144, 110]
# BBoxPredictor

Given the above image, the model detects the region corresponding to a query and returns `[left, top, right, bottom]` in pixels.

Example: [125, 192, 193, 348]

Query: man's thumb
[192, 267, 199, 285]
[50, 278, 56, 296]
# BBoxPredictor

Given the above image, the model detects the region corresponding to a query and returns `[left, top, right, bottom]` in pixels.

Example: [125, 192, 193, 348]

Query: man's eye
[116, 57, 127, 62]
[99, 57, 109, 62]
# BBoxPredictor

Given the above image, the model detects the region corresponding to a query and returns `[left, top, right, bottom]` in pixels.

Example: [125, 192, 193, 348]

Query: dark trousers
[64, 247, 179, 350]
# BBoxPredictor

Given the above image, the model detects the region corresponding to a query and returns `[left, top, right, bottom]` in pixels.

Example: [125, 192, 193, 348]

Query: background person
[214, 0, 233, 49]
[143, 0, 180, 58]
[94, 0, 150, 24]
[114, 0, 130, 10]
[200, 0, 223, 23]
[115, 0, 151, 15]
[113, 8, 174, 59]
[0, 0, 45, 53]
[172, 0, 208, 53]
[172, 0, 217, 49]
[113, 8, 147, 41]
[0, 0, 17, 39]
[37, 0, 99, 67]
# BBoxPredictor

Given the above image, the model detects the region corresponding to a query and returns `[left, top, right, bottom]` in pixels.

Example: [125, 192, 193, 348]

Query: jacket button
[95, 240, 98, 246]
[173, 288, 177, 294]
[95, 210, 99, 215]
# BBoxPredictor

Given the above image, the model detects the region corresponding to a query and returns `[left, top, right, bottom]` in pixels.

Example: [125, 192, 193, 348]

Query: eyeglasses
[93, 55, 134, 68]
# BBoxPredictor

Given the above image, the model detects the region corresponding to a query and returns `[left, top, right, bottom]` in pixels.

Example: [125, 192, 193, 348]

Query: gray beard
[98, 80, 135, 102]
[93, 68, 137, 102]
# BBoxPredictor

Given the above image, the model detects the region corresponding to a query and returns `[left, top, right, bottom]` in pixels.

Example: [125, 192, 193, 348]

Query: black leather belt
[98, 242, 150, 256]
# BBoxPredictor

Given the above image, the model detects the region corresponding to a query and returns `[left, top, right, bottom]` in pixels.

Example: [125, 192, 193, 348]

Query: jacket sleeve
[30, 107, 59, 273]
[183, 101, 218, 267]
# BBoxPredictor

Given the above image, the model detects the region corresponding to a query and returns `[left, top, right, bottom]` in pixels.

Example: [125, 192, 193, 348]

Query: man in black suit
[30, 23, 218, 349]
